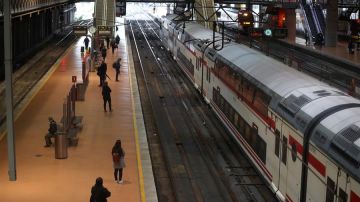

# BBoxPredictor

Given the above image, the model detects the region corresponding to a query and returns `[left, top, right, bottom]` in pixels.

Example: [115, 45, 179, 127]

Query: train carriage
[160, 14, 360, 202]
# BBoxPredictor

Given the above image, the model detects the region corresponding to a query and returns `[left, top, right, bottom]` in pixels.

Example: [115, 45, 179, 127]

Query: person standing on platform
[44, 117, 57, 147]
[97, 61, 107, 87]
[113, 58, 121, 81]
[115, 35, 120, 45]
[112, 140, 125, 184]
[102, 81, 112, 112]
[84, 36, 90, 50]
[105, 36, 110, 49]
[348, 38, 354, 54]
[90, 177, 111, 202]
[304, 30, 309, 45]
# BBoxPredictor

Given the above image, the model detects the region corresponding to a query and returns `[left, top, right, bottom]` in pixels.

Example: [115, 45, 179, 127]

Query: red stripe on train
[351, 191, 360, 202]
[289, 136, 326, 177]
[286, 194, 294, 202]
[211, 101, 273, 180]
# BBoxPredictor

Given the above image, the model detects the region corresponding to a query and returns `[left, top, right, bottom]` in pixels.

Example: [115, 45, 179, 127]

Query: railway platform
[284, 37, 360, 65]
[0, 18, 157, 202]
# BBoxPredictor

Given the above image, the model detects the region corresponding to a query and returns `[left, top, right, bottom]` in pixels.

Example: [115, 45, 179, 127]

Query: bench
[66, 128, 79, 146]
[72, 116, 83, 130]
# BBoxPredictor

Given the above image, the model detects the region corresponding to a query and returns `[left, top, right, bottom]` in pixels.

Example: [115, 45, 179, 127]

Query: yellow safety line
[128, 38, 147, 201]
[0, 43, 76, 141]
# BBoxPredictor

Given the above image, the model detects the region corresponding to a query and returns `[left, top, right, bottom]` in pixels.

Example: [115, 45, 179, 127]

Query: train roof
[314, 108, 360, 181]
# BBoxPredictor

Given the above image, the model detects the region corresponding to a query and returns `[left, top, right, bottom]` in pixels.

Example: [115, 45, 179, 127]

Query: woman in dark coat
[112, 140, 125, 183]
[102, 81, 112, 112]
[90, 177, 111, 202]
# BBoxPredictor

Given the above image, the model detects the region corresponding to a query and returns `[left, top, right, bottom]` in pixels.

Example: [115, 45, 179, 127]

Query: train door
[203, 61, 212, 100]
[278, 123, 289, 196]
[173, 30, 178, 60]
[272, 116, 288, 199]
[194, 57, 202, 89]
[324, 164, 350, 202]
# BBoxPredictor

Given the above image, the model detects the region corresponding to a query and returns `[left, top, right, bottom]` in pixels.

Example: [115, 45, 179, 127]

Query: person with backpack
[112, 58, 121, 81]
[112, 139, 125, 184]
[90, 177, 111, 202]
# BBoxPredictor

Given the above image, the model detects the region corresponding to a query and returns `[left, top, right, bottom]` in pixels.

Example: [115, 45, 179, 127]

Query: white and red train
[160, 14, 360, 202]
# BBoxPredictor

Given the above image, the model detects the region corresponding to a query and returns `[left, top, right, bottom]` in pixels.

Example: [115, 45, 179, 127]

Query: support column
[4, 0, 17, 181]
[285, 9, 296, 42]
[194, 0, 217, 29]
[106, 0, 115, 28]
[95, 0, 105, 26]
[325, 0, 337, 47]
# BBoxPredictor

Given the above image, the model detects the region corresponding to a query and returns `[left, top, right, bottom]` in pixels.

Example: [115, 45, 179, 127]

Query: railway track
[128, 9, 276, 202]
[0, 20, 91, 134]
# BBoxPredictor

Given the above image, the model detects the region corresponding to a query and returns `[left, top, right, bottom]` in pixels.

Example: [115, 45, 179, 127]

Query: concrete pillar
[194, 0, 217, 29]
[325, 0, 337, 47]
[95, 0, 104, 26]
[285, 9, 296, 42]
[106, 0, 115, 28]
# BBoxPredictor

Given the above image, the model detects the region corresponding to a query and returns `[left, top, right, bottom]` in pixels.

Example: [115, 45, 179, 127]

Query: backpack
[112, 62, 116, 69]
[112, 153, 120, 163]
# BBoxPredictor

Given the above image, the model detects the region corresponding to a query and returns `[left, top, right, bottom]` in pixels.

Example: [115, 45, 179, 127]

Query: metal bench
[66, 128, 79, 146]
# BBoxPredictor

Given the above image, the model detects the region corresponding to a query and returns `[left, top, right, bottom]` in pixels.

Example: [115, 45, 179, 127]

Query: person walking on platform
[84, 36, 90, 50]
[113, 58, 121, 81]
[102, 81, 112, 112]
[110, 39, 117, 54]
[90, 177, 111, 202]
[115, 35, 120, 45]
[97, 61, 107, 87]
[44, 117, 57, 147]
[112, 140, 125, 184]
[105, 36, 110, 49]
[101, 46, 107, 61]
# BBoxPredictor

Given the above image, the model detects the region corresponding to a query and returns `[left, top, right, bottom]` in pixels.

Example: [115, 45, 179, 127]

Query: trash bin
[81, 46, 84, 53]
[55, 133, 68, 159]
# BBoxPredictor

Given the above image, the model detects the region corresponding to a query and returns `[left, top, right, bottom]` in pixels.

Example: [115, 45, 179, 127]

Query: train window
[206, 66, 210, 82]
[257, 137, 267, 163]
[338, 188, 348, 202]
[220, 96, 225, 110]
[224, 102, 229, 117]
[275, 130, 280, 157]
[281, 136, 287, 165]
[291, 143, 297, 162]
[250, 126, 258, 149]
[229, 107, 235, 123]
[213, 88, 218, 103]
[326, 178, 335, 202]
[234, 113, 239, 128]
[239, 118, 245, 135]
[245, 124, 251, 143]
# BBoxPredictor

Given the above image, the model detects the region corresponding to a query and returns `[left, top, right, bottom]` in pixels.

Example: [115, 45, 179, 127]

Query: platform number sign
[116, 0, 126, 17]
[97, 26, 112, 36]
[73, 26, 87, 36]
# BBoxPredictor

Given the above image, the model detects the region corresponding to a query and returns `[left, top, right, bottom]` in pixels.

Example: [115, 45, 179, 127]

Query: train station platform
[0, 18, 157, 202]
[285, 37, 360, 65]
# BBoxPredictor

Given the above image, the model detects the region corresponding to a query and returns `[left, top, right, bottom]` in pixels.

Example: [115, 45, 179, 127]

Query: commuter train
[217, 8, 254, 34]
[160, 14, 360, 202]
